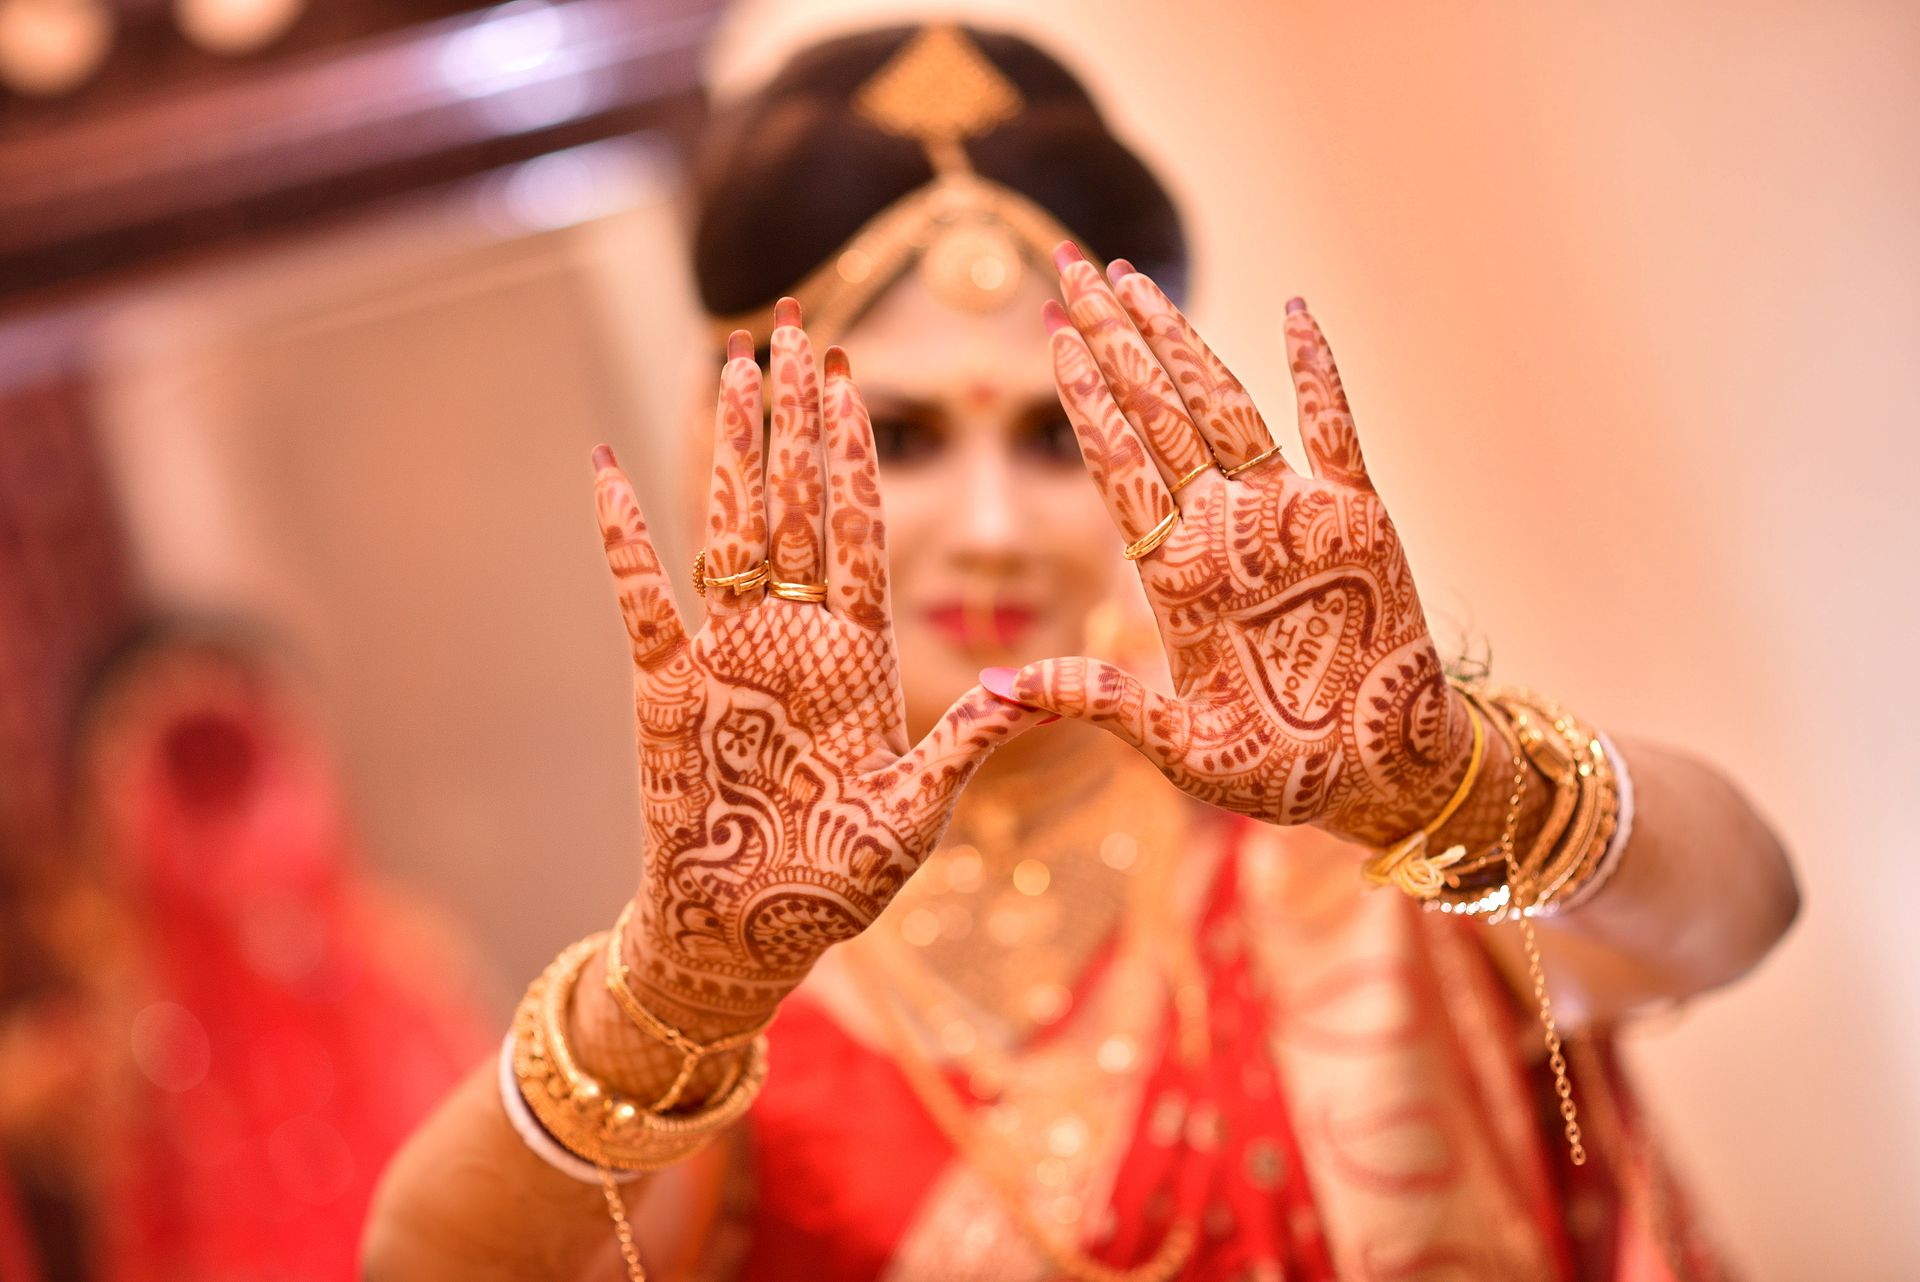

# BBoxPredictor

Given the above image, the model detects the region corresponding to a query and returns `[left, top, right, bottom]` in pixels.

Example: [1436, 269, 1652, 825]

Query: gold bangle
[1488, 686, 1619, 915]
[768, 579, 828, 603]
[1121, 508, 1180, 560]
[1220, 443, 1283, 479]
[605, 903, 773, 1111]
[693, 553, 770, 596]
[1360, 700, 1486, 898]
[1168, 458, 1214, 493]
[510, 934, 768, 1172]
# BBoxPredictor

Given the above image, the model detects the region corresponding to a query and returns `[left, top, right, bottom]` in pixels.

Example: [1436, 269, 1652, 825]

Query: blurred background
[0, 0, 1914, 1277]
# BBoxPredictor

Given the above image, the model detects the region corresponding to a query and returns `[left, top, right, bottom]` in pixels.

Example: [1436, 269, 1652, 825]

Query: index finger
[592, 445, 688, 669]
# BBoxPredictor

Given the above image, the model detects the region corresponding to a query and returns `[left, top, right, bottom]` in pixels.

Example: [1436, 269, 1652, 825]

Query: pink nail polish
[1285, 296, 1307, 314]
[727, 329, 753, 361]
[1107, 258, 1137, 282]
[981, 667, 1054, 717]
[1040, 299, 1071, 335]
[980, 666, 1019, 701]
[774, 297, 802, 329]
[591, 444, 616, 470]
[1051, 241, 1085, 273]
[823, 345, 850, 379]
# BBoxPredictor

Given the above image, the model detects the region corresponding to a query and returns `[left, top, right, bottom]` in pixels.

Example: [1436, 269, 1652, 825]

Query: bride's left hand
[990, 246, 1471, 846]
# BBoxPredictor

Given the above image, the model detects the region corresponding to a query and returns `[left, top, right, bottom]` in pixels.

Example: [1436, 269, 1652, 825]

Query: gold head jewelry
[710, 24, 1092, 348]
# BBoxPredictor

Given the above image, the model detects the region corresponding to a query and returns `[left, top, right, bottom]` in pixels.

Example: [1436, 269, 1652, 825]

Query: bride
[364, 24, 1796, 1281]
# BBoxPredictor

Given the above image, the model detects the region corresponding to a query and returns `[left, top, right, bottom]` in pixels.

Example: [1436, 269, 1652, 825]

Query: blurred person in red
[0, 623, 488, 1281]
[366, 24, 1798, 1281]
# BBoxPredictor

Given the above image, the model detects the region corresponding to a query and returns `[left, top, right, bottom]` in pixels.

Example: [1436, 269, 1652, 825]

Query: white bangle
[1553, 728, 1635, 914]
[497, 1033, 642, 1185]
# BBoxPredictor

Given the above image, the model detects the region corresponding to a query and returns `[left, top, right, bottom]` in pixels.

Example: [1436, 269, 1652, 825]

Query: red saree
[721, 821, 1736, 1282]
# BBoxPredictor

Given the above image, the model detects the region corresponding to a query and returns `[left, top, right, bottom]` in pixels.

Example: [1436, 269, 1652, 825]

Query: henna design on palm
[1006, 253, 1470, 846]
[594, 314, 1038, 1029]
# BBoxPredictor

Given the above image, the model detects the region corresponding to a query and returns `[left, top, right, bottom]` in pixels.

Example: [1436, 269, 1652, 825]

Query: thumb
[879, 685, 1045, 825]
[987, 657, 1185, 757]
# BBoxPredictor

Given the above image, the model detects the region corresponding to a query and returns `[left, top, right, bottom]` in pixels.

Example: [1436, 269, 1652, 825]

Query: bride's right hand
[590, 302, 1042, 1039]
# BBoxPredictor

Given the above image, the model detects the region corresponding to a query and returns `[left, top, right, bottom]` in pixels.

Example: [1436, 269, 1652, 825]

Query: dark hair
[690, 25, 1190, 320]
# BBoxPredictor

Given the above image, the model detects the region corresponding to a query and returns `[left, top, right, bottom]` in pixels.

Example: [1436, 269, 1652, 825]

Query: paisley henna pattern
[594, 315, 1035, 1032]
[1014, 263, 1469, 847]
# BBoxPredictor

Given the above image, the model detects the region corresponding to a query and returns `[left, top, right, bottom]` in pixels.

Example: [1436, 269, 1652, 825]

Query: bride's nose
[949, 434, 1021, 564]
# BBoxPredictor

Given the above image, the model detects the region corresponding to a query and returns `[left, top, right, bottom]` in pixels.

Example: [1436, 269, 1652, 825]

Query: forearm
[362, 1060, 660, 1282]
[1427, 705, 1799, 1026]
[362, 911, 765, 1281]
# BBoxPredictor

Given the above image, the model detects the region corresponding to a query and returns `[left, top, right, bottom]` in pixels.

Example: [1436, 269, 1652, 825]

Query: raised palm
[1004, 252, 1469, 846]
[594, 312, 1035, 1029]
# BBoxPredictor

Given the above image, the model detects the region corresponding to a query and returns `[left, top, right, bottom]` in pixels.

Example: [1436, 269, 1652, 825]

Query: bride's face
[838, 268, 1123, 739]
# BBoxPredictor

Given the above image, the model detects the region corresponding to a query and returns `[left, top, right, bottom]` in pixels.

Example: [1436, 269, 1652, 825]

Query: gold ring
[1169, 458, 1214, 493]
[693, 553, 770, 596]
[1221, 444, 1283, 480]
[1122, 509, 1180, 561]
[768, 579, 828, 604]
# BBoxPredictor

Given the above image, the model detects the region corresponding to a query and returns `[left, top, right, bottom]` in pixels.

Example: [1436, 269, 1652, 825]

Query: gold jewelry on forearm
[1360, 701, 1486, 898]
[768, 579, 829, 604]
[693, 552, 771, 597]
[1168, 458, 1214, 493]
[510, 934, 768, 1175]
[1486, 686, 1620, 916]
[1121, 508, 1180, 560]
[1482, 722, 1587, 1167]
[605, 902, 774, 1111]
[1220, 443, 1283, 479]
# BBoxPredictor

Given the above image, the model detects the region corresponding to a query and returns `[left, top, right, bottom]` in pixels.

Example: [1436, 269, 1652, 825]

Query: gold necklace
[849, 761, 1211, 1281]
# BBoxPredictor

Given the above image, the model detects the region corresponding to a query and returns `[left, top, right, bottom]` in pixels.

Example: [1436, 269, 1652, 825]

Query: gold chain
[597, 1165, 648, 1282]
[1490, 737, 1588, 1166]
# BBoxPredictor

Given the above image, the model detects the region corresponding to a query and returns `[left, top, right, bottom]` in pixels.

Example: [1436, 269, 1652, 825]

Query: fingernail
[823, 345, 850, 379]
[1040, 299, 1071, 335]
[980, 666, 1018, 701]
[1107, 258, 1137, 282]
[1051, 241, 1084, 273]
[980, 667, 1054, 717]
[591, 444, 617, 470]
[727, 329, 753, 361]
[774, 296, 802, 329]
[1285, 296, 1307, 314]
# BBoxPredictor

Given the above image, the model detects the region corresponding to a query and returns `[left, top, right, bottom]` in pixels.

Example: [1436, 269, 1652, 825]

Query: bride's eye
[1017, 410, 1082, 467]
[870, 411, 943, 466]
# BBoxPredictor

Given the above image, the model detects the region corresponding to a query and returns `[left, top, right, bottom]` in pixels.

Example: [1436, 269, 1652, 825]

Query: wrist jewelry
[605, 902, 774, 1111]
[1360, 699, 1485, 897]
[510, 934, 767, 1173]
[1359, 674, 1616, 1168]
[498, 1033, 642, 1186]
[1485, 686, 1620, 917]
[1483, 719, 1588, 1167]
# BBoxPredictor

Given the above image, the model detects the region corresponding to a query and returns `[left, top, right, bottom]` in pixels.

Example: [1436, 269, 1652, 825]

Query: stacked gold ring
[769, 580, 828, 604]
[1122, 509, 1181, 560]
[693, 552, 772, 596]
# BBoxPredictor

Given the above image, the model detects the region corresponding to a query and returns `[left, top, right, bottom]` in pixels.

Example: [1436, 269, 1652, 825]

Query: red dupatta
[714, 819, 1737, 1281]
